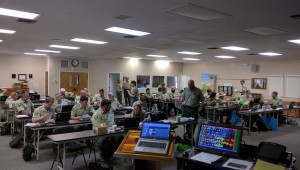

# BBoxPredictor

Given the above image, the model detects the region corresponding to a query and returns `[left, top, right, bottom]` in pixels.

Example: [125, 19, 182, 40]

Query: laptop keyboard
[138, 141, 167, 149]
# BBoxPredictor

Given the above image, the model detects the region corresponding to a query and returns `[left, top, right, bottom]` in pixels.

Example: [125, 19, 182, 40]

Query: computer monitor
[140, 122, 171, 140]
[30, 94, 40, 101]
[195, 123, 243, 157]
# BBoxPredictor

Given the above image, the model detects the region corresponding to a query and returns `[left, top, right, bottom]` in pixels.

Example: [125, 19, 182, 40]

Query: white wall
[0, 56, 47, 94]
[183, 59, 300, 101]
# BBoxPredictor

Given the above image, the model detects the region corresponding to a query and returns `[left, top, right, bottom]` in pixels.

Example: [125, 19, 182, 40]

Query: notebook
[134, 122, 171, 155]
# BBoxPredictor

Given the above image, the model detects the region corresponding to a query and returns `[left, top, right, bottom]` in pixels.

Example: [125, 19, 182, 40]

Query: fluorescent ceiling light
[105, 27, 150, 36]
[71, 38, 108, 44]
[182, 58, 201, 61]
[0, 28, 16, 34]
[215, 55, 236, 59]
[24, 53, 47, 56]
[123, 57, 141, 59]
[177, 51, 201, 55]
[49, 45, 80, 50]
[258, 52, 282, 56]
[288, 39, 300, 44]
[146, 54, 168, 58]
[35, 49, 61, 53]
[0, 40, 3, 42]
[221, 46, 249, 51]
[0, 8, 39, 20]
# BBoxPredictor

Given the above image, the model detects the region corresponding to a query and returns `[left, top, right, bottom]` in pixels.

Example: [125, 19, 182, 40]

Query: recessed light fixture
[215, 55, 236, 59]
[182, 58, 201, 61]
[221, 46, 249, 51]
[71, 38, 108, 44]
[49, 45, 80, 50]
[0, 28, 16, 34]
[288, 39, 300, 44]
[105, 27, 150, 36]
[258, 52, 282, 56]
[177, 51, 201, 55]
[146, 54, 168, 58]
[35, 49, 61, 53]
[0, 8, 39, 20]
[24, 53, 48, 56]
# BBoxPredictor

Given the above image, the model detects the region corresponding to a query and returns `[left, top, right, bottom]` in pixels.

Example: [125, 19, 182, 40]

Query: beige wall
[48, 58, 183, 96]
[183, 59, 300, 101]
[0, 56, 47, 94]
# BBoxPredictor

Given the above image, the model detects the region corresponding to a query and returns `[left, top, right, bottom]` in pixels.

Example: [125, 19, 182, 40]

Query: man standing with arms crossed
[179, 80, 204, 142]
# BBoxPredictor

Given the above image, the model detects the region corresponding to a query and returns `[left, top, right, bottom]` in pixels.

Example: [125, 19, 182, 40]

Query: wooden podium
[114, 130, 176, 170]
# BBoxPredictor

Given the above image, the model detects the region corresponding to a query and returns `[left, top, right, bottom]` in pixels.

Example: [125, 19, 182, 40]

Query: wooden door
[60, 72, 88, 96]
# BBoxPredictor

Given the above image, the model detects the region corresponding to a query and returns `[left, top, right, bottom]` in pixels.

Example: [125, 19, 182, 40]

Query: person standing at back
[179, 80, 204, 140]
[116, 80, 123, 104]
[129, 80, 139, 106]
[123, 77, 131, 106]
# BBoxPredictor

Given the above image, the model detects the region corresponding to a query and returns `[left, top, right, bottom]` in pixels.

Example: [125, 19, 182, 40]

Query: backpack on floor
[22, 144, 35, 161]
[1, 122, 11, 136]
[9, 133, 23, 149]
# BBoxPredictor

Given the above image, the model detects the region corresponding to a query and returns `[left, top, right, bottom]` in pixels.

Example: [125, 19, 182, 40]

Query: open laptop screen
[141, 122, 171, 140]
[196, 123, 243, 157]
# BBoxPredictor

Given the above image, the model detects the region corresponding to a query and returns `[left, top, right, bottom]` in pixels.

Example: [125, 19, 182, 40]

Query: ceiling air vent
[207, 47, 219, 49]
[17, 18, 37, 24]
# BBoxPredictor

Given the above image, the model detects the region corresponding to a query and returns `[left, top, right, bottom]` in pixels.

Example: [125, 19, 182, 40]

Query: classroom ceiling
[0, 0, 300, 62]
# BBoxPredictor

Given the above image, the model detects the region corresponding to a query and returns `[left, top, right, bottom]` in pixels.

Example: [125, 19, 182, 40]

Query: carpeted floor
[0, 117, 300, 170]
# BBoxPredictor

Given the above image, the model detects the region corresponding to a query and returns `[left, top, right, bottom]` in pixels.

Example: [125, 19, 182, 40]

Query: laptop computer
[122, 117, 140, 130]
[195, 123, 243, 158]
[54, 112, 71, 123]
[134, 122, 171, 155]
[61, 105, 74, 112]
[30, 94, 40, 101]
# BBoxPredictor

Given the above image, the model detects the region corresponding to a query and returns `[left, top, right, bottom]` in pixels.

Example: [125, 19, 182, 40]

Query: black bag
[0, 122, 11, 135]
[22, 144, 35, 161]
[9, 133, 23, 149]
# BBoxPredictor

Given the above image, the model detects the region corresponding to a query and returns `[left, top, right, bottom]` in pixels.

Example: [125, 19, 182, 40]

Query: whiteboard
[285, 75, 300, 98]
[268, 75, 283, 97]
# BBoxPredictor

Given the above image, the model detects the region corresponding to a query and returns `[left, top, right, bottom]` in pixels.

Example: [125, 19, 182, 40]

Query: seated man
[204, 89, 213, 102]
[92, 89, 106, 106]
[108, 92, 122, 111]
[167, 87, 180, 115]
[241, 90, 254, 104]
[26, 97, 55, 142]
[71, 96, 95, 120]
[16, 91, 34, 116]
[269, 91, 282, 107]
[91, 99, 123, 161]
[52, 93, 73, 112]
[132, 96, 148, 112]
[5, 92, 18, 109]
[60, 88, 74, 98]
[75, 90, 90, 104]
[144, 88, 153, 99]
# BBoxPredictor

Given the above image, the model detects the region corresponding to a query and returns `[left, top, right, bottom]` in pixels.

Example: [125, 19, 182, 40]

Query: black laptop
[55, 112, 71, 123]
[61, 105, 74, 112]
[122, 117, 140, 130]
[0, 96, 8, 101]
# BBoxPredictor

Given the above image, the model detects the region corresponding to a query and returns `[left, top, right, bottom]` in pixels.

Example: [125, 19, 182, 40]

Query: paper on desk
[190, 152, 222, 164]
[16, 115, 29, 118]
[253, 159, 284, 170]
[222, 158, 253, 170]
[25, 123, 40, 127]
[61, 100, 68, 106]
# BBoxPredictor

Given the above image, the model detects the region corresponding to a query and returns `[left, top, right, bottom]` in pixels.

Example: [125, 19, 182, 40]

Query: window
[285, 75, 300, 98]
[81, 61, 88, 69]
[152, 76, 164, 87]
[268, 75, 283, 97]
[167, 76, 178, 88]
[61, 60, 68, 68]
[137, 75, 150, 88]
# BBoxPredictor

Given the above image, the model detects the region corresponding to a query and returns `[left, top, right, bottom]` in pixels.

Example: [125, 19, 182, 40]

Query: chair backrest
[52, 126, 74, 135]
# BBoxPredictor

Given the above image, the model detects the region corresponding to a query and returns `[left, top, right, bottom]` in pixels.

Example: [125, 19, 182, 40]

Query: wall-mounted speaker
[251, 64, 258, 72]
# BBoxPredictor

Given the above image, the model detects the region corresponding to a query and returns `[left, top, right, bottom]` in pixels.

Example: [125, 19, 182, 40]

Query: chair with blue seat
[51, 126, 88, 170]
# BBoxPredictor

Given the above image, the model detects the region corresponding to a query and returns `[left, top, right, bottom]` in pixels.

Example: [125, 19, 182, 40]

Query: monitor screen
[141, 122, 171, 140]
[196, 123, 243, 157]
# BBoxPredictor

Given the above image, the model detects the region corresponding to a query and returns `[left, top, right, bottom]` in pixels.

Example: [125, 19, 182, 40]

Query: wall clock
[71, 59, 79, 67]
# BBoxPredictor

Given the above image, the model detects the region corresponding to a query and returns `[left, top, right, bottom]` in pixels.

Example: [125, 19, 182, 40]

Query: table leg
[37, 129, 40, 161]
[191, 123, 194, 146]
[57, 144, 60, 170]
[249, 115, 251, 135]
[62, 143, 66, 170]
[23, 126, 26, 145]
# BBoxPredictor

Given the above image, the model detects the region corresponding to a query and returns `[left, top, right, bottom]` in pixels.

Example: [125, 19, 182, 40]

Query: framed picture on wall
[18, 74, 27, 81]
[251, 78, 267, 89]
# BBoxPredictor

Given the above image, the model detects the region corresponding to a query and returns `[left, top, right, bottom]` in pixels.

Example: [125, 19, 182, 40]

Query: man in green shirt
[166, 87, 180, 115]
[52, 93, 73, 112]
[92, 89, 106, 105]
[32, 97, 55, 123]
[5, 92, 18, 109]
[123, 77, 131, 106]
[116, 80, 123, 104]
[16, 91, 34, 116]
[270, 91, 282, 107]
[71, 96, 95, 120]
[91, 99, 114, 128]
[129, 80, 139, 106]
[179, 80, 204, 139]
[75, 90, 90, 104]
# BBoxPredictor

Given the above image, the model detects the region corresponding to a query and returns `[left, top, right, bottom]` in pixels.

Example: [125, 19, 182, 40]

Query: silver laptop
[134, 122, 171, 155]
